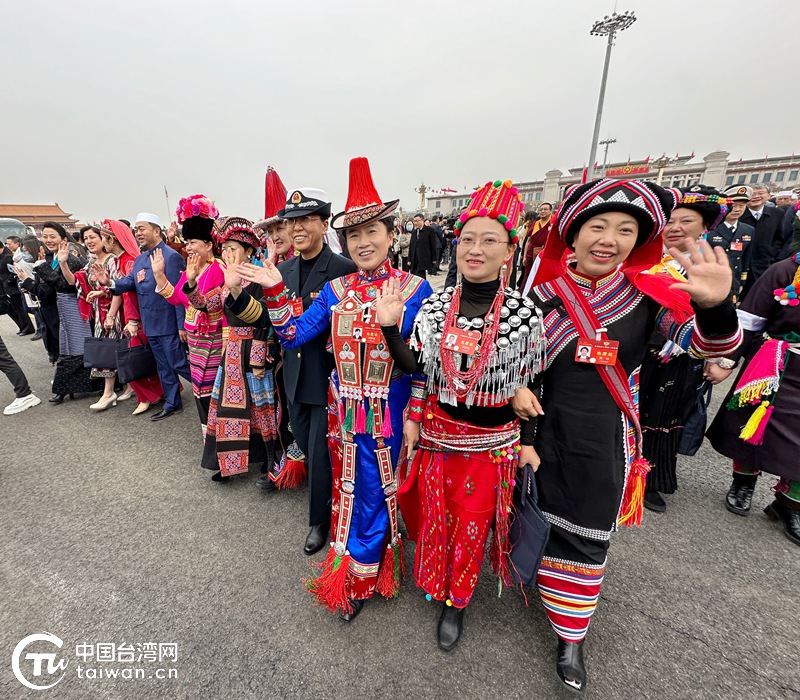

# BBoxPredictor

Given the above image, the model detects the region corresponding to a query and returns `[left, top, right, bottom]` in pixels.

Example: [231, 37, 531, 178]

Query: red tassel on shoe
[618, 458, 650, 527]
[306, 547, 352, 615]
[274, 458, 307, 489]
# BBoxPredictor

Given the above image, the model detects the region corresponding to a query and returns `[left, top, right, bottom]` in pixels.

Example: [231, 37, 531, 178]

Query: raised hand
[92, 261, 110, 285]
[375, 277, 405, 326]
[222, 248, 244, 290]
[150, 247, 165, 276]
[167, 221, 179, 241]
[668, 238, 733, 308]
[265, 237, 278, 265]
[236, 260, 282, 288]
[13, 264, 29, 281]
[57, 239, 70, 264]
[185, 252, 204, 284]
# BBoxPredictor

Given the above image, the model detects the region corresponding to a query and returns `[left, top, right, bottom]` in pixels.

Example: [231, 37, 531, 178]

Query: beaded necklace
[439, 284, 505, 399]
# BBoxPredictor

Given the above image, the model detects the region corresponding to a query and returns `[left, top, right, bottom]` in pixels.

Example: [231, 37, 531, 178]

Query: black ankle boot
[437, 603, 465, 651]
[725, 475, 757, 516]
[556, 639, 587, 692]
[339, 599, 365, 622]
[643, 489, 666, 513]
[764, 499, 800, 546]
[48, 394, 65, 405]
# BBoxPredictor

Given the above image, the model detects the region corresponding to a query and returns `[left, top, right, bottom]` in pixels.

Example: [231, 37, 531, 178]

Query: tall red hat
[331, 157, 399, 231]
[256, 166, 287, 229]
[453, 179, 525, 244]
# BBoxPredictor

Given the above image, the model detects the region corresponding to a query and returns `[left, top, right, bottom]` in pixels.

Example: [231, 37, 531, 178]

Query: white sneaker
[4, 394, 42, 415]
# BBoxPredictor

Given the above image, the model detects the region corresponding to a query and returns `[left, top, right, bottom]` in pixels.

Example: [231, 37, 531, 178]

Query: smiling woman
[235, 157, 433, 622]
[517, 178, 742, 692]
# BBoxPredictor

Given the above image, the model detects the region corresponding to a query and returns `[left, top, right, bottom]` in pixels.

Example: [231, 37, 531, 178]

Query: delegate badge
[289, 297, 304, 317]
[443, 327, 480, 355]
[575, 338, 619, 365]
[351, 321, 382, 344]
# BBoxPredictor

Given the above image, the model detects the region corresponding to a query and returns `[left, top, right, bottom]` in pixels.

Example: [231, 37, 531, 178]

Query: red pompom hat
[453, 179, 525, 244]
[331, 157, 399, 231]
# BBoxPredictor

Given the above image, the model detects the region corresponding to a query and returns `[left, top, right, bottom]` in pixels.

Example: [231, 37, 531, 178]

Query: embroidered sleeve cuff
[185, 283, 207, 309]
[408, 378, 428, 422]
[156, 280, 175, 299]
[691, 299, 742, 357]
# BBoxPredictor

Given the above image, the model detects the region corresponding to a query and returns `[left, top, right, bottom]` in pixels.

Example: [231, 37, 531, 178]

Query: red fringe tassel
[618, 457, 650, 528]
[306, 547, 352, 615]
[375, 538, 405, 599]
[274, 458, 307, 490]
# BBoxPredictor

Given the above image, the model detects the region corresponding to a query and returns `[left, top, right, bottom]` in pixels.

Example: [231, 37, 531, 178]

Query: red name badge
[136, 269, 146, 283]
[351, 322, 383, 344]
[575, 338, 619, 365]
[289, 297, 304, 317]
[443, 327, 481, 355]
[730, 241, 743, 252]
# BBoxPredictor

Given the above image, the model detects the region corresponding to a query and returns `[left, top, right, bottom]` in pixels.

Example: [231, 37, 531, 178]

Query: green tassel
[366, 402, 374, 434]
[332, 555, 342, 570]
[393, 542, 400, 586]
[343, 402, 354, 433]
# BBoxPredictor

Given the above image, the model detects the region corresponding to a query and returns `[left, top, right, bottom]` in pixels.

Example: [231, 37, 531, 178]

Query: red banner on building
[605, 165, 651, 177]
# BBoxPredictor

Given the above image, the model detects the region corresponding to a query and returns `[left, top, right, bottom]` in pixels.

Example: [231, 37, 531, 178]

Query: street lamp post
[599, 138, 617, 178]
[586, 11, 636, 182]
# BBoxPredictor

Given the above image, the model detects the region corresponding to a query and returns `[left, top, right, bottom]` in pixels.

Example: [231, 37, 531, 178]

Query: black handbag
[52, 355, 103, 395]
[83, 335, 126, 369]
[678, 381, 713, 456]
[116, 342, 158, 384]
[508, 463, 551, 587]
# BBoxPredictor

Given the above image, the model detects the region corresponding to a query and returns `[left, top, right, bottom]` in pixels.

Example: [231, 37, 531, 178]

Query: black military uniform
[227, 188, 356, 555]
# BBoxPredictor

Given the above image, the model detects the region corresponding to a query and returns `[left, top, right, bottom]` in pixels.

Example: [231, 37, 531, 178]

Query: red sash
[550, 274, 649, 526]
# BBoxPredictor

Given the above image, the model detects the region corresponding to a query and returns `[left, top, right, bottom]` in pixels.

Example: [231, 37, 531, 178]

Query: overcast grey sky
[4, 0, 799, 224]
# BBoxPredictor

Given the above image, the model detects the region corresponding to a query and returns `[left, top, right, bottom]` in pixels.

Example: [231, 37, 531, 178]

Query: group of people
[3, 160, 800, 694]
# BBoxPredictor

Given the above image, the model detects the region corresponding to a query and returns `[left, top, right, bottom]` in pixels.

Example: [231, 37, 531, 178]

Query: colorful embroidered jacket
[157, 260, 227, 337]
[262, 260, 433, 427]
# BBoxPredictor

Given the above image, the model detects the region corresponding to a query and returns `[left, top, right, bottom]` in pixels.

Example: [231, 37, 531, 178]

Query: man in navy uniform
[709, 185, 755, 304]
[96, 213, 191, 421]
[226, 188, 357, 554]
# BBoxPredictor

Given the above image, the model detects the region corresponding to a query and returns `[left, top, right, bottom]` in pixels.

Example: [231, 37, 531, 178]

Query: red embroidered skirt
[397, 398, 520, 608]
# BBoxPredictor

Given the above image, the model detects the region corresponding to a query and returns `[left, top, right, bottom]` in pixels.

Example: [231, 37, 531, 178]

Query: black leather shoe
[725, 478, 755, 516]
[150, 407, 183, 422]
[304, 523, 329, 555]
[18, 329, 34, 336]
[764, 500, 800, 546]
[437, 603, 465, 651]
[556, 639, 587, 692]
[255, 474, 276, 492]
[339, 599, 365, 622]
[48, 394, 65, 405]
[644, 490, 666, 513]
[31, 332, 42, 341]
[211, 471, 231, 482]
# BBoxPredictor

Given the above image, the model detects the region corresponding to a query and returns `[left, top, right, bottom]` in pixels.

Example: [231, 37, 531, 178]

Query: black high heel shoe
[556, 639, 587, 692]
[48, 394, 65, 405]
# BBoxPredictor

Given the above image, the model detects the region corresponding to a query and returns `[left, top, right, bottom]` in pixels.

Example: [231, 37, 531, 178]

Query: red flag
[675, 152, 680, 159]
[626, 155, 631, 165]
[690, 150, 695, 159]
[645, 155, 650, 163]
[164, 185, 169, 198]
[581, 165, 588, 184]
[737, 158, 743, 165]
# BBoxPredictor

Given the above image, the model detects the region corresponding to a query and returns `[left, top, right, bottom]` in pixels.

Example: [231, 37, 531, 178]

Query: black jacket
[226, 244, 356, 406]
[0, 247, 21, 298]
[708, 221, 755, 302]
[409, 226, 437, 274]
[740, 205, 789, 284]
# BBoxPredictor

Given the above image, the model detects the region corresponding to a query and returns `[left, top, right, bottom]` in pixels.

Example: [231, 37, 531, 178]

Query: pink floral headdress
[176, 194, 219, 223]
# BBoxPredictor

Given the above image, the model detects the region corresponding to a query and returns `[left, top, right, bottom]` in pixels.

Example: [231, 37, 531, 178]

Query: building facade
[0, 204, 78, 232]
[425, 151, 800, 216]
